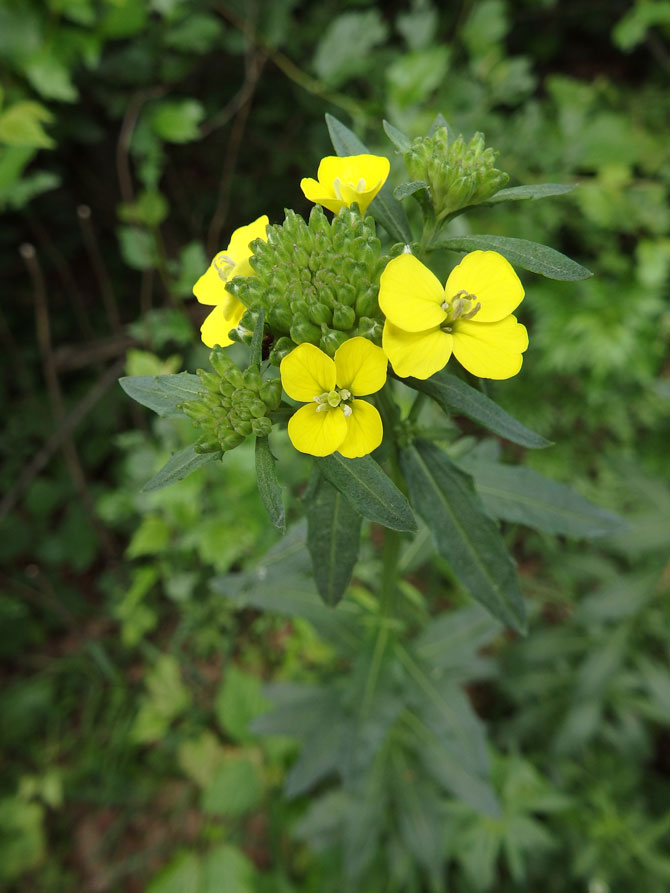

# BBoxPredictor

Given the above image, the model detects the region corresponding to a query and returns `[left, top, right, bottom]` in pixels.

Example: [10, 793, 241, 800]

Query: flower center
[313, 386, 353, 417]
[214, 253, 236, 281]
[440, 289, 481, 332]
[333, 177, 367, 201]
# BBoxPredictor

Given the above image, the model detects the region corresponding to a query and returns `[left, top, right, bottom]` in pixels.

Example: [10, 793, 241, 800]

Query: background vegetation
[1, 0, 669, 890]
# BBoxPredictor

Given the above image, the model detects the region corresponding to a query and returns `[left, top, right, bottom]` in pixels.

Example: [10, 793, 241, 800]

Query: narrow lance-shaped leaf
[325, 113, 412, 244]
[400, 439, 526, 633]
[142, 444, 219, 492]
[119, 373, 202, 416]
[382, 119, 412, 153]
[306, 474, 362, 607]
[399, 369, 551, 449]
[436, 233, 592, 281]
[458, 458, 625, 538]
[487, 183, 577, 204]
[394, 181, 429, 200]
[316, 454, 416, 532]
[255, 436, 286, 533]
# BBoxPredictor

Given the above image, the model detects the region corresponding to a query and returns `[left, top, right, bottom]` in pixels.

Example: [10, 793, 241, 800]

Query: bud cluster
[179, 349, 282, 453]
[404, 128, 509, 220]
[225, 205, 386, 364]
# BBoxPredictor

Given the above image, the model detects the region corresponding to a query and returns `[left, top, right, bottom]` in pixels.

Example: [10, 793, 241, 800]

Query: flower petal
[280, 343, 337, 402]
[334, 337, 387, 396]
[337, 400, 383, 458]
[193, 262, 226, 306]
[200, 300, 245, 348]
[226, 215, 269, 278]
[451, 315, 529, 379]
[445, 250, 524, 323]
[379, 254, 447, 332]
[300, 177, 342, 214]
[382, 321, 453, 380]
[287, 403, 348, 457]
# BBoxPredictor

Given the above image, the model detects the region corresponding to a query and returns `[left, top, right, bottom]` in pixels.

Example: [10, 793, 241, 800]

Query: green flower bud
[290, 317, 321, 345]
[259, 378, 282, 409]
[355, 287, 379, 318]
[248, 398, 268, 419]
[220, 430, 245, 450]
[194, 436, 221, 453]
[269, 337, 295, 366]
[269, 305, 293, 333]
[308, 302, 332, 326]
[251, 416, 272, 437]
[209, 348, 235, 378]
[180, 401, 210, 420]
[234, 417, 253, 436]
[332, 302, 356, 331]
[197, 369, 221, 393]
[242, 365, 262, 391]
[224, 364, 245, 388]
[219, 379, 235, 397]
[357, 316, 383, 344]
[319, 328, 349, 356]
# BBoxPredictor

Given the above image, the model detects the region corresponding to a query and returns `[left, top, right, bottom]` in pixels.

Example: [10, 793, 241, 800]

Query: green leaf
[255, 436, 285, 533]
[201, 757, 263, 817]
[458, 459, 624, 537]
[0, 102, 54, 149]
[249, 307, 265, 366]
[215, 666, 270, 743]
[394, 180, 429, 200]
[313, 11, 389, 88]
[419, 739, 500, 818]
[488, 183, 577, 204]
[200, 845, 255, 893]
[382, 119, 412, 153]
[401, 370, 551, 449]
[117, 226, 157, 271]
[142, 445, 219, 493]
[306, 475, 362, 606]
[400, 440, 526, 632]
[150, 99, 204, 143]
[316, 454, 416, 532]
[436, 234, 592, 281]
[325, 113, 412, 244]
[119, 373, 203, 416]
[24, 52, 78, 102]
[146, 852, 201, 893]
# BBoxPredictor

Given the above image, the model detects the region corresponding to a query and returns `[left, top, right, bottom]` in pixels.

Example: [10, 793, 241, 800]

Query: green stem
[380, 527, 400, 618]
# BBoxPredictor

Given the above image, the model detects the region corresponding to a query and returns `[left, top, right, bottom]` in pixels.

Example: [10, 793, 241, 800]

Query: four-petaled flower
[301, 155, 390, 216]
[193, 215, 268, 348]
[280, 337, 387, 458]
[380, 250, 528, 380]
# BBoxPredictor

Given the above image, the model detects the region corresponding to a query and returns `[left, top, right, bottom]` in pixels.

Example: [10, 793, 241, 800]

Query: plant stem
[380, 527, 400, 617]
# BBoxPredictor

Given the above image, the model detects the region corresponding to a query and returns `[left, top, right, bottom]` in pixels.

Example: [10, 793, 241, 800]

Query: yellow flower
[380, 250, 528, 380]
[280, 337, 387, 458]
[193, 215, 269, 348]
[300, 155, 390, 215]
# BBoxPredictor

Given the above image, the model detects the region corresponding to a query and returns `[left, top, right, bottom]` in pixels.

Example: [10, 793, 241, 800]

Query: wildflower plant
[119, 112, 625, 888]
[121, 112, 617, 630]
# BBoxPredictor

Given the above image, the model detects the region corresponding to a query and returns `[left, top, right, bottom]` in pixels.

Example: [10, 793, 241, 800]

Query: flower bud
[242, 365, 262, 391]
[209, 348, 235, 378]
[290, 317, 321, 346]
[308, 302, 332, 326]
[269, 337, 295, 366]
[332, 302, 356, 331]
[223, 364, 245, 388]
[319, 328, 349, 356]
[251, 416, 272, 437]
[248, 398, 268, 419]
[194, 436, 221, 453]
[220, 430, 245, 450]
[259, 378, 282, 409]
[197, 369, 221, 393]
[233, 417, 253, 436]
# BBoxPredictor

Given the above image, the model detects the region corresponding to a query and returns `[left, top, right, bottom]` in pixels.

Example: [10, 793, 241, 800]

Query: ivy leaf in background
[436, 234, 592, 280]
[150, 99, 205, 143]
[401, 440, 526, 633]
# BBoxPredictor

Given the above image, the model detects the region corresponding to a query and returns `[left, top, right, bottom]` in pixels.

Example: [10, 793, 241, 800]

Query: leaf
[200, 845, 255, 893]
[146, 852, 201, 893]
[0, 102, 54, 149]
[382, 119, 412, 153]
[306, 475, 362, 606]
[436, 233, 592, 281]
[458, 459, 625, 537]
[487, 183, 577, 203]
[394, 180, 429, 200]
[316, 454, 416, 532]
[325, 113, 412, 244]
[401, 369, 551, 449]
[400, 440, 526, 632]
[313, 11, 389, 88]
[215, 665, 270, 744]
[419, 739, 500, 818]
[201, 757, 263, 817]
[142, 445, 219, 493]
[150, 99, 204, 143]
[119, 373, 203, 416]
[255, 436, 285, 532]
[249, 307, 265, 366]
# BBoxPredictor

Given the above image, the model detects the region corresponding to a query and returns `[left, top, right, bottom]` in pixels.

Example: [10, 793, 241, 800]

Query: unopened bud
[251, 417, 272, 437]
[259, 378, 282, 409]
[332, 302, 356, 331]
[243, 365, 262, 390]
[319, 328, 349, 356]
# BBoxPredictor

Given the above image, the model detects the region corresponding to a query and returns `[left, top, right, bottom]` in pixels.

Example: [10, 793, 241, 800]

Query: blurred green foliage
[1, 0, 670, 890]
